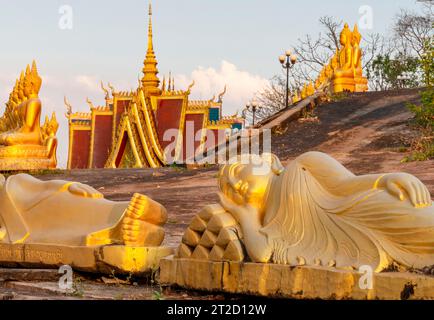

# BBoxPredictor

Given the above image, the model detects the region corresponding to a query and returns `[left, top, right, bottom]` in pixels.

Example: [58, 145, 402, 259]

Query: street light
[245, 99, 261, 127]
[279, 50, 297, 109]
[397, 72, 411, 89]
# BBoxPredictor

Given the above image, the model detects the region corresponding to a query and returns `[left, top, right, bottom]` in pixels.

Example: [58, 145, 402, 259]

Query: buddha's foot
[121, 193, 167, 247]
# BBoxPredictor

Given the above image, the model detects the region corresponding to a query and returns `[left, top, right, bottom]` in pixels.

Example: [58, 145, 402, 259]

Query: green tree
[367, 54, 421, 91]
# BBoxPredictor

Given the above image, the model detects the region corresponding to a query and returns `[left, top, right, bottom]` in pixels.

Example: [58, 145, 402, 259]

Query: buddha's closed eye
[68, 183, 103, 199]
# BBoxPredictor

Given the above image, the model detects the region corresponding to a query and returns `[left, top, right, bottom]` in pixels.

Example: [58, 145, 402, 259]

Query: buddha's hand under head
[381, 173, 432, 208]
[218, 192, 261, 226]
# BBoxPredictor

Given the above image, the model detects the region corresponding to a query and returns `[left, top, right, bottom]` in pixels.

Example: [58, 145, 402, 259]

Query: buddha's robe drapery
[262, 155, 434, 271]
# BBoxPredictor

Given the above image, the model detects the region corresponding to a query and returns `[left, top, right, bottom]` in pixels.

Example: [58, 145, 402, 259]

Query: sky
[0, 0, 427, 168]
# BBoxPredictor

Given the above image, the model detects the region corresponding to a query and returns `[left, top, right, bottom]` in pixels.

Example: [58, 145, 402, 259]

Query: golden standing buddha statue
[0, 61, 58, 170]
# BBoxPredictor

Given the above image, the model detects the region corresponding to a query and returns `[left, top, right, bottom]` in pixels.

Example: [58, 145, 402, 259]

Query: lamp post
[397, 72, 411, 89]
[245, 100, 261, 127]
[279, 50, 297, 109]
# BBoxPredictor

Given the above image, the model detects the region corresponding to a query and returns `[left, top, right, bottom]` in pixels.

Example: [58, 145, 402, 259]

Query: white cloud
[175, 60, 269, 116]
[74, 75, 101, 92]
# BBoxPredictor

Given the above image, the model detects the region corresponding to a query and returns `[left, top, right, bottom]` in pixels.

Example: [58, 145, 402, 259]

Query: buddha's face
[23, 81, 31, 97]
[219, 155, 282, 213]
[352, 33, 361, 46]
[340, 25, 351, 46]
[340, 32, 347, 46]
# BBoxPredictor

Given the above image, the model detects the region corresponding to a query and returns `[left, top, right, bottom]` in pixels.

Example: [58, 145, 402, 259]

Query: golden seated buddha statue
[307, 81, 315, 96]
[292, 90, 301, 104]
[352, 25, 369, 92]
[332, 23, 356, 92]
[0, 61, 58, 170]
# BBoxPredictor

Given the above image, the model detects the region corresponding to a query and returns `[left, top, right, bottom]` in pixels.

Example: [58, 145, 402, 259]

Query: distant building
[66, 5, 243, 169]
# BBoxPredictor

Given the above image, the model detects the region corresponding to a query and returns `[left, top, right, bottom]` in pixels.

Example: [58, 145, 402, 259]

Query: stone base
[0, 145, 56, 171]
[332, 78, 355, 93]
[355, 82, 369, 92]
[0, 158, 56, 171]
[160, 257, 434, 300]
[0, 243, 173, 275]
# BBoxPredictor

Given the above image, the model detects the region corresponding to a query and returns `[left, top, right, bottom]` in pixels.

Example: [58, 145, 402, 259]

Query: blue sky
[0, 0, 425, 167]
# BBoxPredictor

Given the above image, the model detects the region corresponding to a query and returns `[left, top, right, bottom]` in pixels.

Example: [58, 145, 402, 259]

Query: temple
[66, 4, 243, 169]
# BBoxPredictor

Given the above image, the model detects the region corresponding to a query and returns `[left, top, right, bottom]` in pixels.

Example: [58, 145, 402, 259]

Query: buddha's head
[18, 72, 25, 101]
[42, 113, 59, 140]
[340, 23, 352, 46]
[24, 61, 42, 96]
[352, 24, 362, 46]
[23, 65, 32, 98]
[218, 153, 284, 213]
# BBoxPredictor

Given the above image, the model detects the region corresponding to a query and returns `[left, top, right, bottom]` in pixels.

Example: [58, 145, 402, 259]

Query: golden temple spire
[141, 2, 161, 95]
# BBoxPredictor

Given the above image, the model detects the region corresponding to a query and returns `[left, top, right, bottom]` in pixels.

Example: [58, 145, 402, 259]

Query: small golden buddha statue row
[311, 23, 369, 94]
[0, 61, 58, 170]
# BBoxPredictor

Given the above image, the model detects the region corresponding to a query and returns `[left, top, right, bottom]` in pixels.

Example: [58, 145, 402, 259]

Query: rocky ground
[1, 88, 433, 300]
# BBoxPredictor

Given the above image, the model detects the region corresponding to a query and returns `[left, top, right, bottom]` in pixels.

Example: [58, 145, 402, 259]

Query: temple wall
[91, 114, 113, 168]
[69, 129, 91, 169]
[114, 99, 130, 131]
[205, 129, 227, 151]
[183, 113, 205, 160]
[156, 98, 184, 151]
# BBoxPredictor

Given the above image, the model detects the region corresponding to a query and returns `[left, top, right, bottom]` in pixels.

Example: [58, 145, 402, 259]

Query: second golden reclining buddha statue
[178, 151, 434, 273]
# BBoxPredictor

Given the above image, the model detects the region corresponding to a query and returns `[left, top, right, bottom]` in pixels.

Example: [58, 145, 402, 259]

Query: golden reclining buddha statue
[178, 152, 434, 272]
[0, 173, 171, 274]
[0, 61, 58, 171]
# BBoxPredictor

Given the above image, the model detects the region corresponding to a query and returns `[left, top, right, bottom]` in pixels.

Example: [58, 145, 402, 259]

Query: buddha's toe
[121, 217, 165, 246]
[126, 193, 167, 225]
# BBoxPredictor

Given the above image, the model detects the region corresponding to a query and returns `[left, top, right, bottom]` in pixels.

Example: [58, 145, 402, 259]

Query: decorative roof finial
[64, 96, 72, 116]
[161, 76, 166, 91]
[108, 82, 115, 95]
[86, 97, 95, 109]
[186, 80, 195, 94]
[218, 85, 227, 103]
[141, 1, 160, 94]
[101, 81, 109, 100]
